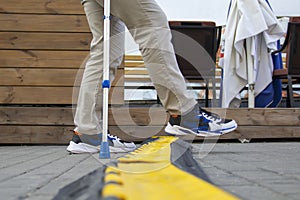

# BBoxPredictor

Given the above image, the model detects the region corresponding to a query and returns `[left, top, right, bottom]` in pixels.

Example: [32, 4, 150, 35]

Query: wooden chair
[272, 18, 300, 107]
[169, 21, 222, 107]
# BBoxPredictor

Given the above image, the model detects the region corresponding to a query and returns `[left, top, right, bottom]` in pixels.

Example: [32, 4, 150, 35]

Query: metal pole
[246, 39, 255, 108]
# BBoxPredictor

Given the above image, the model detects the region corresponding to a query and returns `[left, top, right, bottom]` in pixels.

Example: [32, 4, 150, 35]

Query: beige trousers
[74, 0, 197, 135]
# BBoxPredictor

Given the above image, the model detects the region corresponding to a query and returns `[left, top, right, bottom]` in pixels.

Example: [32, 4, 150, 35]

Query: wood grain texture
[1, 124, 300, 143]
[0, 106, 167, 126]
[0, 107, 300, 143]
[0, 32, 91, 50]
[0, 86, 124, 104]
[1, 107, 299, 126]
[0, 14, 89, 32]
[0, 50, 89, 68]
[0, 68, 124, 87]
[0, 125, 73, 144]
[0, 0, 84, 14]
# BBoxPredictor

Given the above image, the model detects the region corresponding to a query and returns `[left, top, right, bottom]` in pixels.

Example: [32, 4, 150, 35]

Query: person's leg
[74, 0, 124, 136]
[97, 0, 237, 136]
[95, 0, 197, 115]
[68, 0, 135, 153]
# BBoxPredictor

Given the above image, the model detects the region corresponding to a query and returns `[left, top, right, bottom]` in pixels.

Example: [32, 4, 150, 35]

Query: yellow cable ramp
[102, 136, 239, 200]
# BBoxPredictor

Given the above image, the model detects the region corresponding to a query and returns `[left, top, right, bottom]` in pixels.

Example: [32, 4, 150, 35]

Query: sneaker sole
[218, 120, 238, 134]
[66, 141, 136, 154]
[164, 123, 237, 137]
[67, 141, 99, 154]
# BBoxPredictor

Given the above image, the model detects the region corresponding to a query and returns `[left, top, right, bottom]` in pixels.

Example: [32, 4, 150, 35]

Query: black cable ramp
[54, 136, 238, 200]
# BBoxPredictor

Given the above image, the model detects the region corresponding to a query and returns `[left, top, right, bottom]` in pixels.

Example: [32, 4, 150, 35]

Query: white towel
[221, 0, 285, 107]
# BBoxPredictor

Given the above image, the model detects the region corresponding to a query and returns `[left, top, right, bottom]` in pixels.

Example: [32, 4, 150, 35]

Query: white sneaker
[66, 132, 136, 154]
[165, 106, 238, 136]
[67, 141, 99, 154]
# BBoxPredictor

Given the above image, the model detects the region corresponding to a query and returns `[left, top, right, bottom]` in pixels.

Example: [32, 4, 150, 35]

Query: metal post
[246, 39, 255, 108]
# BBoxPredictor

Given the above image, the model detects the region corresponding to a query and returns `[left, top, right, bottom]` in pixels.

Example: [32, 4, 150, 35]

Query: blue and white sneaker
[67, 131, 136, 154]
[165, 105, 237, 137]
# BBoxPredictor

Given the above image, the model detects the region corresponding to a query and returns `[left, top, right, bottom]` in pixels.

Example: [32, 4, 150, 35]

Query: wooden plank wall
[0, 0, 124, 143]
[1, 106, 300, 144]
[0, 0, 124, 105]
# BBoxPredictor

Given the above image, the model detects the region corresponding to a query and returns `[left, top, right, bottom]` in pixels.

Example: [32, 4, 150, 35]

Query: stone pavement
[192, 142, 300, 200]
[0, 141, 299, 200]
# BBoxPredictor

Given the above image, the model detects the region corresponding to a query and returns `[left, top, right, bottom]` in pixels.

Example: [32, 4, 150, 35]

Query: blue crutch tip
[99, 141, 110, 159]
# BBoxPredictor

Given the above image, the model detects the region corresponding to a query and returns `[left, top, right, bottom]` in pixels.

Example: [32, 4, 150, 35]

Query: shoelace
[107, 133, 118, 140]
[200, 108, 222, 122]
[107, 133, 128, 143]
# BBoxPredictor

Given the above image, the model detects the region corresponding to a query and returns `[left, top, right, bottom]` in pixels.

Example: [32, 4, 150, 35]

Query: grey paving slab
[206, 173, 253, 186]
[0, 142, 299, 200]
[221, 185, 289, 200]
[192, 142, 300, 200]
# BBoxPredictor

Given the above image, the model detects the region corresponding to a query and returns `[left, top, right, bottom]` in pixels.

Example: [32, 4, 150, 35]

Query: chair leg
[211, 76, 217, 107]
[287, 75, 294, 107]
[205, 79, 209, 107]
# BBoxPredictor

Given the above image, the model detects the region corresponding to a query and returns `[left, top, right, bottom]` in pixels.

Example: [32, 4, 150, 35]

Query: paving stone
[230, 169, 284, 180]
[207, 173, 253, 186]
[262, 182, 300, 195]
[28, 155, 102, 199]
[289, 194, 300, 200]
[1, 142, 300, 200]
[221, 185, 292, 200]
